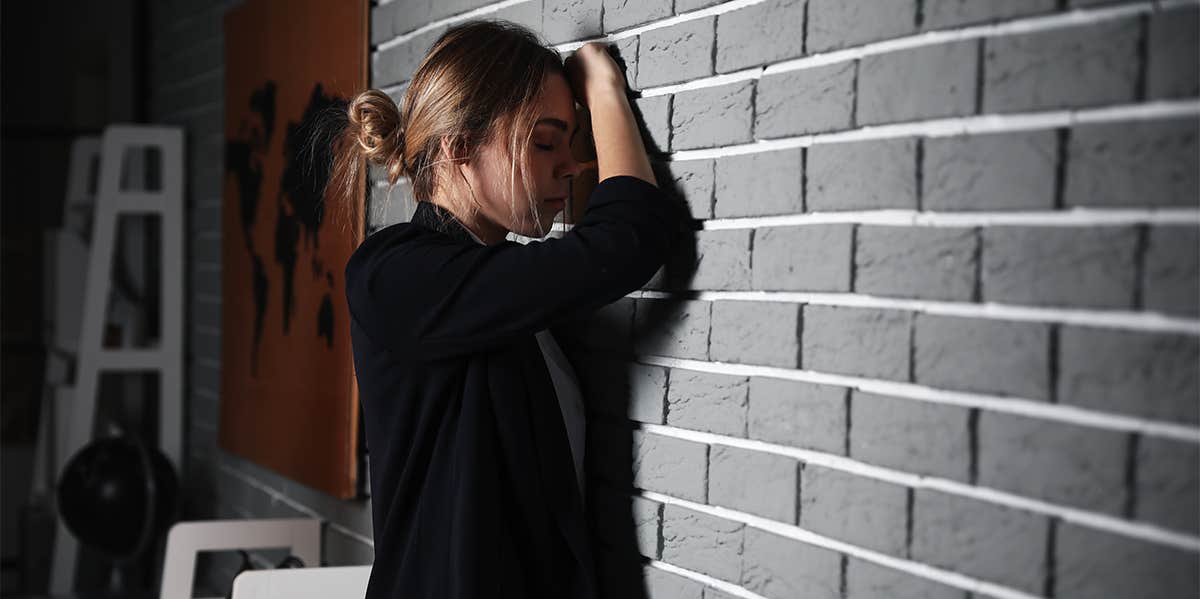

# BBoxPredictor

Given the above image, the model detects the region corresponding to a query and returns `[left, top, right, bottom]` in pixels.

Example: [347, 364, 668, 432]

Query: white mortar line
[219, 463, 376, 547]
[638, 421, 1200, 552]
[627, 290, 1200, 335]
[554, 0, 771, 51]
[645, 560, 769, 599]
[670, 99, 1200, 160]
[488, 203, 1198, 231]
[635, 355, 1200, 444]
[622, 0, 1194, 98]
[377, 0, 536, 51]
[698, 207, 1200, 229]
[639, 490, 1042, 599]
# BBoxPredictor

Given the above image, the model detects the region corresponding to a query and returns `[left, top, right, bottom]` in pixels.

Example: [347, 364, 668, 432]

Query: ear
[439, 134, 469, 165]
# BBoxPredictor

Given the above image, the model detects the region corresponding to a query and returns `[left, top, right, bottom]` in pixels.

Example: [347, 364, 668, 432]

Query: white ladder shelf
[49, 124, 185, 594]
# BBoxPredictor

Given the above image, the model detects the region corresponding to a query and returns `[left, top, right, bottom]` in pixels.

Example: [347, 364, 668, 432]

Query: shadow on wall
[556, 165, 699, 597]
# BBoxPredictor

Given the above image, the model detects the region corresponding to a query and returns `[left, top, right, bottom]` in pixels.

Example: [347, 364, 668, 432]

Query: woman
[329, 20, 683, 598]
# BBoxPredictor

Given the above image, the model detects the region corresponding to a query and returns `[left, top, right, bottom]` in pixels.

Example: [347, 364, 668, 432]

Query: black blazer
[344, 175, 684, 598]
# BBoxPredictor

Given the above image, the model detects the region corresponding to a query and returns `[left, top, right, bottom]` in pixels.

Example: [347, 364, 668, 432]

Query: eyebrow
[536, 117, 580, 138]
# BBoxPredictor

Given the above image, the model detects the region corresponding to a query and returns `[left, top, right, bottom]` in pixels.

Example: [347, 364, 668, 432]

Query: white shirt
[463, 227, 587, 497]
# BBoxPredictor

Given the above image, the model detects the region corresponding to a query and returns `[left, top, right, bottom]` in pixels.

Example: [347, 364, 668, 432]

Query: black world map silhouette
[225, 81, 342, 376]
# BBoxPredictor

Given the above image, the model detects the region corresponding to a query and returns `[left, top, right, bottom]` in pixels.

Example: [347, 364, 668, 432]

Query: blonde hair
[326, 19, 566, 244]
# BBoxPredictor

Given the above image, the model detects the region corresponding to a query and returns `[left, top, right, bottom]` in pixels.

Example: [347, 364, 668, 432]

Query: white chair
[158, 518, 321, 599]
[230, 565, 372, 599]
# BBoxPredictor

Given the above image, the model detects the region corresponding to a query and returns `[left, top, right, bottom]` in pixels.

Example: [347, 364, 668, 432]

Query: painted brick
[1137, 437, 1200, 534]
[670, 81, 755, 150]
[845, 557, 967, 599]
[675, 0, 724, 11]
[371, 27, 443, 86]
[427, 0, 498, 22]
[807, 139, 918, 211]
[573, 355, 667, 422]
[371, 3, 397, 45]
[1148, 6, 1200, 99]
[922, 131, 1057, 211]
[922, 0, 1055, 29]
[628, 362, 669, 424]
[713, 149, 804, 218]
[748, 378, 847, 455]
[369, 180, 417, 229]
[558, 295, 635, 353]
[1064, 119, 1200, 208]
[799, 465, 908, 555]
[857, 40, 977, 125]
[802, 306, 912, 380]
[614, 35, 639, 91]
[741, 528, 841, 599]
[666, 370, 749, 437]
[1056, 522, 1200, 599]
[634, 94, 671, 154]
[645, 566, 704, 599]
[709, 445, 798, 522]
[543, 0, 602, 44]
[755, 62, 855, 137]
[982, 18, 1140, 112]
[1144, 226, 1200, 316]
[855, 226, 977, 301]
[633, 429, 709, 502]
[715, 0, 806, 73]
[637, 17, 715, 88]
[603, 0, 672, 32]
[913, 314, 1050, 400]
[807, 0, 917, 52]
[1058, 326, 1200, 424]
[977, 411, 1127, 514]
[752, 224, 853, 292]
[911, 489, 1050, 594]
[692, 229, 753, 290]
[588, 418, 639, 486]
[710, 301, 802, 368]
[661, 505, 744, 582]
[633, 299, 711, 361]
[850, 391, 970, 481]
[981, 226, 1139, 309]
[654, 159, 714, 219]
[592, 488, 661, 558]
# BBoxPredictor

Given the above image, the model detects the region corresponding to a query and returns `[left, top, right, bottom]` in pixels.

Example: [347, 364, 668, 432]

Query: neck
[431, 198, 506, 245]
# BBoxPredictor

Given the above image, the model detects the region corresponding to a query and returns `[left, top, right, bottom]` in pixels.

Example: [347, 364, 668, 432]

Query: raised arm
[565, 43, 657, 187]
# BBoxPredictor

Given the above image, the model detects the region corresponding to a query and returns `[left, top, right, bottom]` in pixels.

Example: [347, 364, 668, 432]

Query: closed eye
[534, 143, 554, 151]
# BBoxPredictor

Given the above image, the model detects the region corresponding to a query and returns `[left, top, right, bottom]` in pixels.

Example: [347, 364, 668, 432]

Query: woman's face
[454, 71, 586, 242]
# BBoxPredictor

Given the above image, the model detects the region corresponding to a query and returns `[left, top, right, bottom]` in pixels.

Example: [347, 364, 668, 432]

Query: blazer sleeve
[345, 175, 684, 362]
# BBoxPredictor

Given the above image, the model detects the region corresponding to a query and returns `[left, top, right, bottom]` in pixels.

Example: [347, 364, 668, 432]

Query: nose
[557, 155, 596, 180]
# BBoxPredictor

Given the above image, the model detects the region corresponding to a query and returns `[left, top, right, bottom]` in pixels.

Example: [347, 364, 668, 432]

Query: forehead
[535, 72, 576, 128]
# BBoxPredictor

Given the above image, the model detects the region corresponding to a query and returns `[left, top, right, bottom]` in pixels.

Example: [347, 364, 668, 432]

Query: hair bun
[347, 89, 405, 179]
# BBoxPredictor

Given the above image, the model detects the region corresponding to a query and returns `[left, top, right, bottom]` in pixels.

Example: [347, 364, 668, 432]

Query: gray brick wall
[161, 0, 1200, 596]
